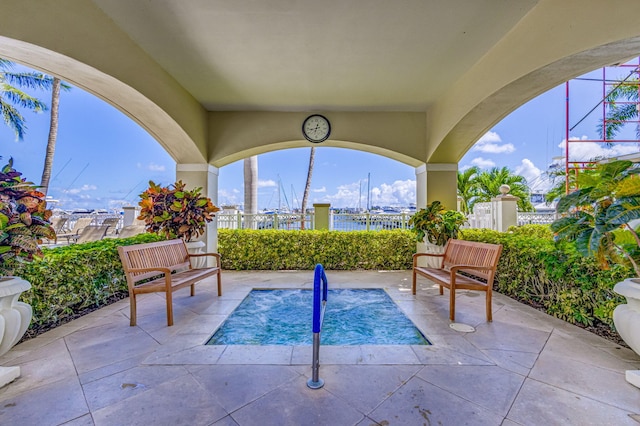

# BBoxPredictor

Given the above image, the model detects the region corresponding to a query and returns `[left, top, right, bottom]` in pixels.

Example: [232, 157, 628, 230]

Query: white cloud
[64, 184, 98, 195]
[217, 188, 241, 207]
[478, 131, 502, 143]
[473, 131, 515, 154]
[312, 186, 327, 193]
[470, 157, 496, 168]
[136, 162, 166, 172]
[147, 163, 166, 172]
[515, 158, 552, 192]
[257, 179, 277, 188]
[561, 137, 640, 161]
[315, 179, 416, 208]
[371, 179, 416, 206]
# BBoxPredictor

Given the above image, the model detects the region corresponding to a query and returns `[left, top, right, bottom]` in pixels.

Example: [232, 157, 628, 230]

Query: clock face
[302, 114, 331, 143]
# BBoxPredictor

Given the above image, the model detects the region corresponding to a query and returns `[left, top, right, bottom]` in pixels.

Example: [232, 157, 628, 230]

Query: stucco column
[492, 194, 519, 232]
[176, 163, 219, 254]
[313, 203, 331, 230]
[122, 206, 138, 226]
[415, 164, 427, 209]
[425, 163, 458, 210]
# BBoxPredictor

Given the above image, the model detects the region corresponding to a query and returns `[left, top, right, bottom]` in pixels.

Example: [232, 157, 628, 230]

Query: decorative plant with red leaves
[138, 180, 220, 241]
[0, 158, 54, 262]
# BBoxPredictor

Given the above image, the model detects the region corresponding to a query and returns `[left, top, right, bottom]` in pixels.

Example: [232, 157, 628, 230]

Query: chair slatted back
[118, 239, 191, 284]
[442, 239, 503, 282]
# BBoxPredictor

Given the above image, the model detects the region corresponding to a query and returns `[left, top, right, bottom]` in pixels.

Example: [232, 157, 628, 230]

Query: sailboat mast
[366, 172, 371, 211]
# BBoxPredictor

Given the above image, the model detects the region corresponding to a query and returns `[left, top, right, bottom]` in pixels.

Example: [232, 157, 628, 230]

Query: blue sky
[2, 62, 639, 212]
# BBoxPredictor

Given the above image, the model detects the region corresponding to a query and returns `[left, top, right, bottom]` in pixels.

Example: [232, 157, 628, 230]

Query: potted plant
[0, 158, 54, 386]
[409, 201, 467, 267]
[138, 180, 220, 266]
[550, 159, 640, 387]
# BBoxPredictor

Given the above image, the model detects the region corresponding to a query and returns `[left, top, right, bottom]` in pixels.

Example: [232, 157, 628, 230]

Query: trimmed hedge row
[218, 229, 415, 270]
[460, 227, 634, 327]
[2, 225, 635, 334]
[0, 233, 164, 326]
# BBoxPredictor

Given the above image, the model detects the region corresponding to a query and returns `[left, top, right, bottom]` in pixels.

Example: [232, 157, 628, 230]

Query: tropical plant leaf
[616, 175, 640, 197]
[556, 188, 594, 213]
[606, 197, 640, 225]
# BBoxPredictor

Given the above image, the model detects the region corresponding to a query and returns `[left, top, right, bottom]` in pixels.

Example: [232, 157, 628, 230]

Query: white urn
[0, 276, 33, 387]
[416, 240, 446, 268]
[613, 278, 640, 388]
[185, 240, 207, 269]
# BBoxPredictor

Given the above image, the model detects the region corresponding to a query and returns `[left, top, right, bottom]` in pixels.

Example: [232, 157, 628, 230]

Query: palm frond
[0, 100, 26, 139]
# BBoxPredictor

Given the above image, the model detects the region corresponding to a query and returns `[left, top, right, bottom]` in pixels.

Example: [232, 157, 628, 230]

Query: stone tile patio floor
[0, 270, 639, 425]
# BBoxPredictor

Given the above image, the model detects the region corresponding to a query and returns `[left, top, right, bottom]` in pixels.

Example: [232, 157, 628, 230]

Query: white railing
[517, 212, 558, 226]
[464, 202, 493, 229]
[217, 212, 313, 230]
[330, 212, 411, 231]
[217, 212, 411, 231]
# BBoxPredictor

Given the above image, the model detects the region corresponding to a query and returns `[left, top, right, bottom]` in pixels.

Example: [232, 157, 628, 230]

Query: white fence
[193, 208, 559, 233]
[465, 202, 494, 229]
[217, 211, 412, 231]
[465, 201, 558, 230]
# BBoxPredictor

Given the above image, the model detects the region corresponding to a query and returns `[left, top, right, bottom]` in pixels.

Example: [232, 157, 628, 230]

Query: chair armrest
[125, 266, 172, 275]
[187, 252, 221, 267]
[412, 252, 445, 267]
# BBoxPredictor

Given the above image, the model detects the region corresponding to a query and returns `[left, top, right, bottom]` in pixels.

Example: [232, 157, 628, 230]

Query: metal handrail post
[307, 263, 328, 389]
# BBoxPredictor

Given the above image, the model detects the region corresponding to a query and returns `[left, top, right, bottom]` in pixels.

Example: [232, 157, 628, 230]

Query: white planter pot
[613, 277, 640, 388]
[416, 241, 445, 268]
[185, 240, 206, 269]
[0, 276, 33, 387]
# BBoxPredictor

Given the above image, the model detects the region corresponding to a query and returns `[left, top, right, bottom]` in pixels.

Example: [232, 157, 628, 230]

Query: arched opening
[218, 147, 417, 213]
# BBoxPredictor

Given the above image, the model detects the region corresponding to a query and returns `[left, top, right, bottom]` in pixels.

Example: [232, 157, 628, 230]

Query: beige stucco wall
[207, 111, 427, 168]
[1, 0, 640, 176]
[427, 0, 640, 163]
[0, 0, 208, 164]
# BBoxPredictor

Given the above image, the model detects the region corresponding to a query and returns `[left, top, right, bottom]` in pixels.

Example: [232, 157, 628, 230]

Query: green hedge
[460, 227, 634, 327]
[218, 229, 415, 270]
[0, 233, 164, 327]
[3, 226, 635, 334]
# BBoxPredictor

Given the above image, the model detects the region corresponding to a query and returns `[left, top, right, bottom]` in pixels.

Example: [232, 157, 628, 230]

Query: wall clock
[302, 114, 331, 143]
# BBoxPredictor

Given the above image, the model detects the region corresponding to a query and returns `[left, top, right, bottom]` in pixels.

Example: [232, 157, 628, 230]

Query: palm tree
[457, 166, 480, 214]
[0, 59, 53, 140]
[243, 156, 258, 229]
[300, 147, 316, 230]
[475, 167, 534, 211]
[597, 77, 640, 141]
[40, 77, 61, 195]
[551, 160, 640, 275]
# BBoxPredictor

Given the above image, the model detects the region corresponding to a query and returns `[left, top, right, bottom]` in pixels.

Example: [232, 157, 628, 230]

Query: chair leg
[486, 290, 492, 322]
[129, 292, 137, 327]
[166, 291, 174, 326]
[412, 270, 417, 295]
[190, 283, 195, 297]
[449, 289, 456, 322]
[217, 271, 222, 296]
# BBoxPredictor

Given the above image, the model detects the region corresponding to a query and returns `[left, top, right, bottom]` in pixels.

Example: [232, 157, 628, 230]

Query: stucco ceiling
[91, 0, 539, 112]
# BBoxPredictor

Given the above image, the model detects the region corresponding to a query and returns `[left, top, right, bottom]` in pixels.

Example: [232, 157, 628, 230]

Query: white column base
[626, 370, 640, 388]
[0, 366, 20, 388]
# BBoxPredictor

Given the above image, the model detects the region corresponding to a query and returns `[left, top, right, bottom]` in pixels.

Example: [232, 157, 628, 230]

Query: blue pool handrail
[312, 264, 328, 333]
[308, 263, 328, 389]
